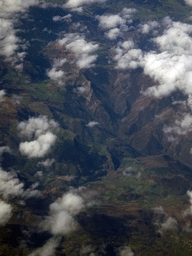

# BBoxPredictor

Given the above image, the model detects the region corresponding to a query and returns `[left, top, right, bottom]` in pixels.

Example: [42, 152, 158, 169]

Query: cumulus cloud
[0, 200, 12, 226]
[38, 158, 55, 168]
[47, 68, 64, 82]
[0, 167, 42, 200]
[164, 114, 192, 135]
[113, 40, 143, 69]
[47, 58, 66, 83]
[19, 132, 57, 158]
[153, 206, 177, 234]
[0, 167, 24, 199]
[97, 14, 126, 29]
[96, 8, 136, 40]
[0, 90, 6, 103]
[41, 192, 84, 235]
[184, 0, 192, 6]
[183, 191, 192, 216]
[86, 121, 99, 128]
[113, 19, 192, 106]
[18, 116, 58, 158]
[0, 146, 10, 155]
[0, 0, 38, 64]
[18, 116, 59, 139]
[22, 182, 42, 199]
[29, 237, 60, 256]
[160, 217, 178, 233]
[119, 246, 134, 256]
[139, 20, 159, 34]
[142, 21, 192, 104]
[105, 28, 121, 40]
[64, 0, 106, 8]
[58, 33, 99, 69]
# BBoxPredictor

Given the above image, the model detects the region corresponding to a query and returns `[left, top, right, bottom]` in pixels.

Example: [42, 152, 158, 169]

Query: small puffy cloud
[47, 68, 64, 81]
[64, 0, 106, 8]
[0, 0, 38, 62]
[121, 7, 137, 19]
[0, 90, 6, 103]
[153, 206, 177, 234]
[112, 40, 143, 69]
[58, 34, 99, 69]
[41, 193, 84, 235]
[184, 0, 192, 6]
[0, 146, 10, 155]
[105, 28, 121, 40]
[0, 167, 42, 200]
[86, 121, 99, 128]
[143, 22, 192, 102]
[38, 158, 55, 168]
[114, 47, 143, 69]
[29, 237, 60, 256]
[19, 132, 57, 158]
[97, 14, 126, 29]
[0, 167, 24, 199]
[183, 191, 192, 216]
[18, 116, 59, 139]
[119, 246, 134, 256]
[18, 116, 58, 158]
[139, 21, 159, 34]
[53, 14, 72, 22]
[163, 114, 192, 143]
[47, 58, 66, 83]
[160, 217, 178, 233]
[22, 182, 42, 199]
[0, 200, 12, 226]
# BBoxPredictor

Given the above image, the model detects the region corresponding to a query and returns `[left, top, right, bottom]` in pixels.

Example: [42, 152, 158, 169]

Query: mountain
[1, 0, 192, 255]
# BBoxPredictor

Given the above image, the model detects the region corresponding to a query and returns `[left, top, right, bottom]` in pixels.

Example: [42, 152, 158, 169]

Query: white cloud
[0, 200, 12, 226]
[38, 158, 55, 168]
[160, 217, 177, 233]
[114, 46, 143, 69]
[18, 116, 58, 158]
[163, 114, 192, 138]
[0, 90, 6, 103]
[29, 237, 60, 256]
[41, 192, 84, 235]
[0, 167, 24, 199]
[112, 19, 192, 115]
[19, 132, 57, 158]
[47, 58, 66, 83]
[47, 68, 64, 81]
[97, 14, 126, 29]
[58, 34, 99, 69]
[86, 121, 99, 128]
[0, 146, 10, 155]
[142, 22, 192, 102]
[0, 0, 38, 63]
[183, 191, 192, 216]
[119, 246, 134, 256]
[184, 0, 192, 6]
[153, 206, 177, 234]
[105, 28, 121, 40]
[139, 21, 159, 34]
[18, 116, 59, 140]
[64, 0, 106, 8]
